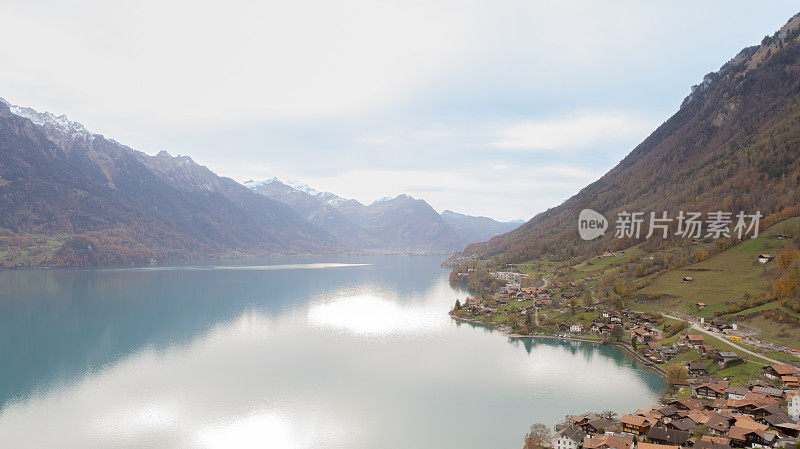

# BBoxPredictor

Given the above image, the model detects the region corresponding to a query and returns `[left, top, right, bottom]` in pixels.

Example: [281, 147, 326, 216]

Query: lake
[0, 255, 665, 448]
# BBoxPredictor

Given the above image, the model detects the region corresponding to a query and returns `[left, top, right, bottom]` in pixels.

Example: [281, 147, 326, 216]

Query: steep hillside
[0, 99, 340, 266]
[463, 13, 800, 264]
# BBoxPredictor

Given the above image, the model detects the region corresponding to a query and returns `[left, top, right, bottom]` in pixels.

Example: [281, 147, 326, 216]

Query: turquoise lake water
[0, 255, 665, 448]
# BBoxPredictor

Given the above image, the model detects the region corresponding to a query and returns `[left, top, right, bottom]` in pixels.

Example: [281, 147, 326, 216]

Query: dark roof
[646, 427, 691, 445]
[762, 413, 794, 427]
[704, 414, 731, 432]
[586, 417, 616, 431]
[688, 361, 706, 370]
[718, 352, 740, 358]
[693, 440, 731, 449]
[668, 418, 696, 432]
[555, 425, 586, 443]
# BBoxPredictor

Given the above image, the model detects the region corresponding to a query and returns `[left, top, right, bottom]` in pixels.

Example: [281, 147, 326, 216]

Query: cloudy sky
[2, 1, 798, 221]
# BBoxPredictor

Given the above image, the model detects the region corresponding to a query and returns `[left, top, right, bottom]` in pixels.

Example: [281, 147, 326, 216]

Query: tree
[569, 298, 578, 314]
[631, 337, 637, 350]
[600, 410, 617, 420]
[692, 425, 710, 439]
[454, 299, 462, 311]
[666, 362, 688, 385]
[525, 423, 552, 447]
[610, 325, 623, 342]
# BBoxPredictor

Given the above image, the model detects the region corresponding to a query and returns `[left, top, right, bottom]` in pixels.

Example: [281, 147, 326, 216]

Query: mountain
[440, 210, 521, 243]
[462, 12, 800, 263]
[244, 179, 379, 248]
[0, 99, 341, 267]
[246, 179, 516, 252]
[348, 194, 467, 251]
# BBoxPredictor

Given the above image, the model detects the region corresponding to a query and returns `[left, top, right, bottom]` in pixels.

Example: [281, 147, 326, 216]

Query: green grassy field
[636, 218, 800, 318]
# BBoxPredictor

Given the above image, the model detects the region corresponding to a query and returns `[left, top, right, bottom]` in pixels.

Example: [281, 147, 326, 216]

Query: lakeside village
[448, 269, 800, 449]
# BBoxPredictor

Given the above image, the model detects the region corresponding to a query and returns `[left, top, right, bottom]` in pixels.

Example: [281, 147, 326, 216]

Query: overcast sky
[2, 1, 798, 221]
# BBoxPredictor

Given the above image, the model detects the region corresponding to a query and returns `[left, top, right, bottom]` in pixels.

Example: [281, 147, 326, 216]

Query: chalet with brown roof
[695, 381, 729, 399]
[646, 427, 691, 446]
[667, 397, 704, 411]
[686, 334, 704, 347]
[727, 426, 776, 447]
[692, 439, 731, 449]
[726, 386, 749, 400]
[781, 375, 800, 389]
[665, 417, 695, 432]
[682, 277, 694, 283]
[758, 254, 775, 263]
[583, 433, 632, 449]
[687, 360, 708, 376]
[696, 302, 707, 310]
[764, 363, 798, 380]
[620, 414, 653, 435]
[637, 443, 679, 449]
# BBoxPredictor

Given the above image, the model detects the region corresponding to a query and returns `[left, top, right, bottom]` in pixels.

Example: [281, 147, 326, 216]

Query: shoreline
[449, 313, 667, 378]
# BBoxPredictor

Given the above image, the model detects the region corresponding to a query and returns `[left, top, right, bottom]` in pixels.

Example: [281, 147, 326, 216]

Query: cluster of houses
[544, 365, 800, 449]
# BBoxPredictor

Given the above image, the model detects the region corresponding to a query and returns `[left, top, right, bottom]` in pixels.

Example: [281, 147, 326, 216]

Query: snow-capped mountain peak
[0, 97, 95, 141]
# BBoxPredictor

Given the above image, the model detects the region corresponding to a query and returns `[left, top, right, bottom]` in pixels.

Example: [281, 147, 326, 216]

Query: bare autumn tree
[525, 423, 552, 447]
[666, 362, 688, 385]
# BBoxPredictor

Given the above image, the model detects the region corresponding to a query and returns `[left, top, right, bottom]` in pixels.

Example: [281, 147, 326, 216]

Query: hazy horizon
[2, 1, 799, 220]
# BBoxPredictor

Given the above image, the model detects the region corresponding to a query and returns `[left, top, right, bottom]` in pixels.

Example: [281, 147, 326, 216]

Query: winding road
[663, 314, 779, 365]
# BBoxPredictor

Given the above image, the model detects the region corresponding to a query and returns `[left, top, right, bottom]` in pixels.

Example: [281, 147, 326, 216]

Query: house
[683, 277, 694, 283]
[695, 381, 729, 399]
[631, 326, 657, 343]
[686, 334, 705, 348]
[752, 386, 785, 398]
[580, 417, 619, 435]
[727, 426, 776, 447]
[773, 422, 800, 438]
[726, 386, 749, 400]
[637, 443, 679, 449]
[570, 323, 583, 333]
[699, 344, 717, 355]
[620, 414, 653, 435]
[718, 352, 742, 368]
[696, 302, 707, 310]
[551, 425, 586, 449]
[665, 418, 696, 432]
[687, 360, 707, 376]
[646, 427, 691, 446]
[667, 397, 704, 411]
[704, 413, 732, 434]
[583, 433, 632, 449]
[758, 254, 775, 263]
[764, 364, 799, 380]
[789, 393, 800, 421]
[782, 375, 800, 390]
[692, 439, 731, 449]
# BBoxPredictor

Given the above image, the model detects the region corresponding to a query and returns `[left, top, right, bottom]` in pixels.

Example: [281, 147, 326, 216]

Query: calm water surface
[0, 255, 664, 448]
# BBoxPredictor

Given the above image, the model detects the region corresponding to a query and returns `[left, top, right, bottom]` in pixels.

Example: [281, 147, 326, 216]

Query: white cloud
[0, 0, 470, 126]
[492, 111, 659, 151]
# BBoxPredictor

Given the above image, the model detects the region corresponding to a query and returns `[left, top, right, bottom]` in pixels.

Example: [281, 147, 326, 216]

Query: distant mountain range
[462, 12, 800, 264]
[0, 99, 520, 266]
[244, 178, 521, 252]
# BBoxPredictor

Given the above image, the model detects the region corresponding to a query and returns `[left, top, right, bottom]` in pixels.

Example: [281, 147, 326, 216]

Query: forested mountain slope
[463, 13, 800, 265]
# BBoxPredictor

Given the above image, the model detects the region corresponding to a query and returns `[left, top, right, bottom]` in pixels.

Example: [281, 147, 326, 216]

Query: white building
[551, 425, 586, 449]
[790, 393, 800, 422]
[570, 324, 583, 333]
